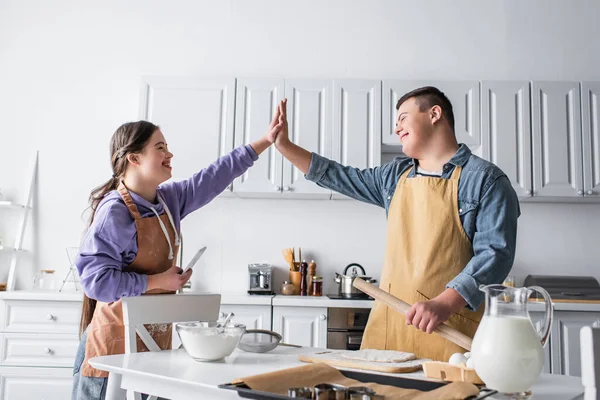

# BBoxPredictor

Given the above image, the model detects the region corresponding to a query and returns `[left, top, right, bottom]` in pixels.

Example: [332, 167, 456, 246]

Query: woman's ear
[126, 153, 140, 166]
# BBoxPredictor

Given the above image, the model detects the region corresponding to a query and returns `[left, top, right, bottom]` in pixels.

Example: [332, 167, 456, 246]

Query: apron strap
[449, 165, 462, 181]
[398, 166, 413, 184]
[117, 182, 142, 220]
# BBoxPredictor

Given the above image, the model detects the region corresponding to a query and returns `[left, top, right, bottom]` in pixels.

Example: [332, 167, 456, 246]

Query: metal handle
[525, 189, 532, 196]
[46, 314, 55, 321]
[44, 347, 52, 354]
[283, 186, 291, 191]
[587, 190, 594, 195]
[577, 190, 584, 196]
[347, 335, 363, 345]
[274, 185, 281, 192]
[319, 314, 327, 321]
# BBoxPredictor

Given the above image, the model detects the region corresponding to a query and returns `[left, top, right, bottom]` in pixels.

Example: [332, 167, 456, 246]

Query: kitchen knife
[353, 277, 473, 350]
[180, 246, 206, 274]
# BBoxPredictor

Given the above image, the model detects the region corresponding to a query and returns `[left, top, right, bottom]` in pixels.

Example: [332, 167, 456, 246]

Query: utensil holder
[290, 269, 302, 295]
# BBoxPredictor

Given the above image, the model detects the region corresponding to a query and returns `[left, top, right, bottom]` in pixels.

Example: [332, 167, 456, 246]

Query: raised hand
[264, 102, 283, 144]
[275, 99, 289, 147]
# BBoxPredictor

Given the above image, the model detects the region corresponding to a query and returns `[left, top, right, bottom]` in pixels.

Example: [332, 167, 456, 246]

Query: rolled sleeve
[447, 175, 520, 311]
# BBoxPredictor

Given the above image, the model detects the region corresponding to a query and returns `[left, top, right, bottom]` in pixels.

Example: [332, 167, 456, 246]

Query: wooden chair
[581, 326, 600, 400]
[105, 293, 221, 400]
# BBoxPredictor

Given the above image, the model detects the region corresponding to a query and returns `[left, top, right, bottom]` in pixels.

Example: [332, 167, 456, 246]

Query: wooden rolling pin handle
[353, 278, 472, 351]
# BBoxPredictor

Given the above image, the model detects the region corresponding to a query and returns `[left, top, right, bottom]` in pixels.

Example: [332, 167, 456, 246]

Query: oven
[327, 307, 371, 350]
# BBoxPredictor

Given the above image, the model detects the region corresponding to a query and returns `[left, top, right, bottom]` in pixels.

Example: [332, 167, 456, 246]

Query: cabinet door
[382, 80, 480, 147]
[219, 305, 272, 331]
[481, 81, 533, 198]
[272, 307, 327, 348]
[233, 78, 285, 197]
[532, 81, 584, 198]
[282, 79, 333, 199]
[0, 366, 73, 400]
[551, 312, 600, 376]
[582, 82, 600, 198]
[529, 311, 552, 374]
[140, 76, 236, 195]
[331, 80, 382, 200]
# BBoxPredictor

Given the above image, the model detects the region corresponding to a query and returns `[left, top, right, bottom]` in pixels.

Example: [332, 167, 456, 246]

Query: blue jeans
[72, 329, 167, 400]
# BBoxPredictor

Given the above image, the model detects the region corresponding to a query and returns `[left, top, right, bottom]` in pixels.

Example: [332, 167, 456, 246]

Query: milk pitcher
[471, 284, 553, 398]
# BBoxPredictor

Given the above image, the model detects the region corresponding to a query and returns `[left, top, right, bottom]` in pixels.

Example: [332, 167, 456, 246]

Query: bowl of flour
[175, 321, 246, 361]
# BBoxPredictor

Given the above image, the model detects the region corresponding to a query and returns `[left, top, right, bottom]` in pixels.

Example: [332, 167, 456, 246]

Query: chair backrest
[121, 293, 221, 400]
[581, 326, 600, 400]
[122, 293, 221, 352]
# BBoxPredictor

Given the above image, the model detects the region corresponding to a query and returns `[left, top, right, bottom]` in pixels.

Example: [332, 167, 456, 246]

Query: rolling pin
[353, 278, 473, 350]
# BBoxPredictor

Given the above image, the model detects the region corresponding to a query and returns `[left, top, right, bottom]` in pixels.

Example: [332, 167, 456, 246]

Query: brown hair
[396, 86, 455, 132]
[79, 120, 159, 337]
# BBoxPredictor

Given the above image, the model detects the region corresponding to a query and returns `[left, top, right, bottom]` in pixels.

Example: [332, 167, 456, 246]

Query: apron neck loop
[117, 182, 142, 220]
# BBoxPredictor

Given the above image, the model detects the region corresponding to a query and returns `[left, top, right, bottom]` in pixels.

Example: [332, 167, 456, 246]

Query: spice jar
[281, 281, 295, 295]
[310, 276, 323, 297]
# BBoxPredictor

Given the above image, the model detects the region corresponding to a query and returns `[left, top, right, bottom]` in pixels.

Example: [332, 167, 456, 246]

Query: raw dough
[339, 349, 416, 363]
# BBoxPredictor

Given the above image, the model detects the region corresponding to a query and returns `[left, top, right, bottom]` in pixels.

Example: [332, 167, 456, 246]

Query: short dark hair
[396, 86, 454, 132]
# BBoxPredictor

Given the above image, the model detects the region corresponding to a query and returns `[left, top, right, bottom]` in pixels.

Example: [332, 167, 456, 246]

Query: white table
[90, 348, 585, 400]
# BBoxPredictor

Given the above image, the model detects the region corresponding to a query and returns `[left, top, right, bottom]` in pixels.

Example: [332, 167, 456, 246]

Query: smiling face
[394, 97, 437, 158]
[129, 129, 173, 186]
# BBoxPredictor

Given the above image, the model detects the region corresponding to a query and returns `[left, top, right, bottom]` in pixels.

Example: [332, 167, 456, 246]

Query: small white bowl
[175, 321, 245, 362]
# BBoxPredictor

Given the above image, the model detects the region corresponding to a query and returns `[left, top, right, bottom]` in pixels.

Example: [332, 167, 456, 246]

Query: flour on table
[340, 349, 416, 363]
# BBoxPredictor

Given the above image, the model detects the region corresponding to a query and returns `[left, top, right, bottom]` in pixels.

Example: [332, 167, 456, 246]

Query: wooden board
[299, 351, 427, 373]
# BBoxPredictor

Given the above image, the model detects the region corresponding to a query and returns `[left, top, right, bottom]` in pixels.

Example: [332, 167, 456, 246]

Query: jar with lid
[34, 270, 56, 291]
[281, 281, 295, 295]
[310, 276, 323, 297]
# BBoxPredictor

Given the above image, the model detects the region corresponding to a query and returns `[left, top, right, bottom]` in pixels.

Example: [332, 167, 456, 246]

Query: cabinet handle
[587, 190, 594, 195]
[283, 186, 291, 192]
[577, 190, 584, 196]
[274, 185, 281, 192]
[319, 314, 327, 321]
[525, 189, 532, 196]
[44, 347, 52, 354]
[46, 314, 55, 321]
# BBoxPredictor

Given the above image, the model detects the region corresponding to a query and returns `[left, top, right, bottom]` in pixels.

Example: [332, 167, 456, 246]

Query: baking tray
[219, 369, 497, 399]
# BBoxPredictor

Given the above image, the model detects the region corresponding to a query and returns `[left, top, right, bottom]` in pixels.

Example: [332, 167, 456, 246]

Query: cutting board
[299, 351, 427, 373]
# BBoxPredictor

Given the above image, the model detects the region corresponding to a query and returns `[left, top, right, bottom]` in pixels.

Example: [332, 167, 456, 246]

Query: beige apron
[361, 165, 483, 362]
[82, 182, 179, 377]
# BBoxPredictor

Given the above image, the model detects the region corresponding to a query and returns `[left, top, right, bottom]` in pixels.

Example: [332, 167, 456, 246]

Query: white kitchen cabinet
[531, 81, 584, 198]
[331, 80, 382, 200]
[582, 82, 600, 199]
[530, 311, 552, 374]
[140, 76, 237, 195]
[233, 78, 285, 197]
[281, 79, 333, 199]
[551, 311, 600, 377]
[219, 304, 272, 331]
[0, 366, 73, 400]
[382, 80, 480, 148]
[481, 81, 533, 198]
[272, 306, 327, 348]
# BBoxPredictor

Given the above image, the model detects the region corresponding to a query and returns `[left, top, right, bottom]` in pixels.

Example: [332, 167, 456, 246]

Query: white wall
[1, 0, 599, 294]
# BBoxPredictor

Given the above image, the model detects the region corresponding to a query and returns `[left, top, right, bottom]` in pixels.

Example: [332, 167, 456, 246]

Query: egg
[466, 357, 474, 368]
[463, 352, 471, 359]
[448, 352, 468, 365]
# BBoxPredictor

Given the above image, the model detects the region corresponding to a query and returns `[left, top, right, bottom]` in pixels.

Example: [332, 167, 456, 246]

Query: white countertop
[1, 290, 599, 312]
[90, 347, 584, 400]
[272, 295, 373, 308]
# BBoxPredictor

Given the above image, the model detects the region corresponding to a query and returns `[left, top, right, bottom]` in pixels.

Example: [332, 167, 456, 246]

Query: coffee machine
[248, 263, 274, 295]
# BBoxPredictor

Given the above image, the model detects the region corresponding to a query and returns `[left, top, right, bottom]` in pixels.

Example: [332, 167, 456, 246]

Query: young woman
[72, 111, 282, 399]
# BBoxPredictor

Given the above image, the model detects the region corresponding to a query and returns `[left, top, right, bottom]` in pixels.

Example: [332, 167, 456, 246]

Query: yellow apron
[361, 165, 483, 361]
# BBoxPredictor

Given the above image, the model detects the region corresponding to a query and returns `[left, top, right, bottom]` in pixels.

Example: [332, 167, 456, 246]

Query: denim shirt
[305, 144, 520, 311]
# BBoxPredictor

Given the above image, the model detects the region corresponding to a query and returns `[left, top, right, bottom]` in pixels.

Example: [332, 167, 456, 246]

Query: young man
[273, 87, 520, 361]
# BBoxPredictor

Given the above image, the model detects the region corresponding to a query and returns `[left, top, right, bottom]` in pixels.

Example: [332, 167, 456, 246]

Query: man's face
[394, 97, 434, 158]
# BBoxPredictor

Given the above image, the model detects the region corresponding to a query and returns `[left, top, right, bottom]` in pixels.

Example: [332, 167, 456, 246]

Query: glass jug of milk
[471, 284, 553, 399]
